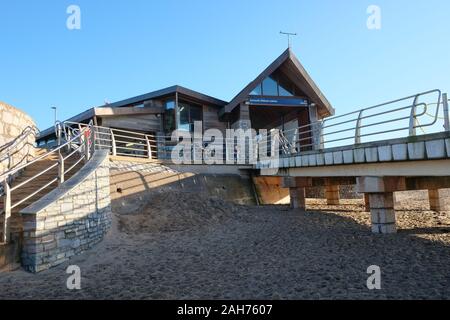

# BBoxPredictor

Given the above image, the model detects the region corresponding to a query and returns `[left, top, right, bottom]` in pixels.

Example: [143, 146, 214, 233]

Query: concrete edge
[20, 150, 109, 215]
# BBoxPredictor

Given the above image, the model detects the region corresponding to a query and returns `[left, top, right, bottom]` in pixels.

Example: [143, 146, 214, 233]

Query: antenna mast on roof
[280, 31, 297, 48]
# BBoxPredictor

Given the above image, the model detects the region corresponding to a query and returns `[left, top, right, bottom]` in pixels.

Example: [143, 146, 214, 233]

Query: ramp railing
[0, 121, 94, 243]
[256, 89, 448, 157]
[0, 126, 39, 174]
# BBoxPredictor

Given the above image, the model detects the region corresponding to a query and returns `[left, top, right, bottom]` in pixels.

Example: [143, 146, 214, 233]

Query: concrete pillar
[368, 193, 397, 234]
[357, 176, 406, 234]
[325, 185, 340, 205]
[364, 193, 370, 212]
[289, 187, 306, 210]
[429, 189, 450, 212]
[281, 177, 312, 211]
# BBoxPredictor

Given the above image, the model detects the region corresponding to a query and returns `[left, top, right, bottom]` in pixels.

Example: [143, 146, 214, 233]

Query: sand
[0, 192, 450, 300]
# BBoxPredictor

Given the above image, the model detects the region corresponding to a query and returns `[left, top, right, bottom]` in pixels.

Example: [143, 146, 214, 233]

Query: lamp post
[51, 106, 58, 124]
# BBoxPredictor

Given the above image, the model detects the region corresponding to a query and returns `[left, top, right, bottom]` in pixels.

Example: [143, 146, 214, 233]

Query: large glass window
[277, 72, 295, 96]
[250, 84, 262, 95]
[249, 72, 298, 97]
[262, 76, 279, 96]
[177, 101, 203, 132]
[164, 100, 176, 132]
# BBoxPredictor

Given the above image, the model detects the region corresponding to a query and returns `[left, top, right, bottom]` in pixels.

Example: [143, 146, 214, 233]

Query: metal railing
[0, 126, 40, 173]
[256, 89, 449, 157]
[63, 121, 157, 159]
[58, 89, 449, 165]
[0, 121, 95, 243]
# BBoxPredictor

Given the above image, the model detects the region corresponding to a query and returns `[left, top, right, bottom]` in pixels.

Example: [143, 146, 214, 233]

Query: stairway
[0, 148, 85, 242]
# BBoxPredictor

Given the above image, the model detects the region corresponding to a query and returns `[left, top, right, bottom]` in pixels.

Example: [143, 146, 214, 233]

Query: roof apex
[221, 49, 334, 118]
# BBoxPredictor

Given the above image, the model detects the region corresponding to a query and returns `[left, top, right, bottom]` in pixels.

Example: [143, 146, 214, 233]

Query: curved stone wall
[0, 101, 37, 175]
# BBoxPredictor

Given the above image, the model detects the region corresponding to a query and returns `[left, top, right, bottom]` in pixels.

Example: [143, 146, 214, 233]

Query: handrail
[0, 125, 89, 181]
[1, 121, 94, 243]
[57, 89, 447, 165]
[0, 125, 40, 171]
[255, 89, 443, 154]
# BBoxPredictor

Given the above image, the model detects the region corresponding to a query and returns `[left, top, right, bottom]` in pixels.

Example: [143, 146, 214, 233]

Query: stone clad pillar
[281, 177, 312, 211]
[368, 193, 396, 234]
[357, 176, 406, 234]
[325, 185, 340, 205]
[289, 187, 306, 210]
[429, 189, 450, 212]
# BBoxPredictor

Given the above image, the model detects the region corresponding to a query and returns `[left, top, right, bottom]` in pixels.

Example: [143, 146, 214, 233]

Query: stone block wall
[0, 101, 37, 175]
[20, 151, 111, 273]
[109, 157, 257, 208]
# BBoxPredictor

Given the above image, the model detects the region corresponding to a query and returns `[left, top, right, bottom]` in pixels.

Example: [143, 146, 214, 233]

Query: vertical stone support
[325, 185, 340, 205]
[281, 177, 312, 211]
[289, 187, 306, 210]
[429, 189, 450, 212]
[357, 176, 406, 234]
[368, 193, 396, 234]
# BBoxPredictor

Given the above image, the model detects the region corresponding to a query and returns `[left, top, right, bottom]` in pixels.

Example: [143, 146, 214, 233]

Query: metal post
[110, 129, 117, 156]
[443, 93, 449, 132]
[409, 95, 419, 136]
[56, 122, 62, 146]
[146, 135, 152, 159]
[84, 130, 90, 161]
[67, 129, 72, 153]
[2, 179, 11, 243]
[355, 110, 363, 144]
[90, 126, 96, 155]
[58, 152, 65, 185]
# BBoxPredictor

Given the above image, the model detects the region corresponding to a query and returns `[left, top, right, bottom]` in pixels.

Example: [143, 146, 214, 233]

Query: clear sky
[0, 0, 449, 130]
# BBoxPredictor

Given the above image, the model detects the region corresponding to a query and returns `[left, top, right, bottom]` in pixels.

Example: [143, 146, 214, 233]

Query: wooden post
[2, 179, 11, 243]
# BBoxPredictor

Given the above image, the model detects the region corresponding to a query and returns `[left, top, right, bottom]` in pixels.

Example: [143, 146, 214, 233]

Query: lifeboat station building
[37, 49, 334, 158]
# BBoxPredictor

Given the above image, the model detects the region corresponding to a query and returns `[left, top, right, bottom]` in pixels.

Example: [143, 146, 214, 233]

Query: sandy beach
[0, 192, 449, 300]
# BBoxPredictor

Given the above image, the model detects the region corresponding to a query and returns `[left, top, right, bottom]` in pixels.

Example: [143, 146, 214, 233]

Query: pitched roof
[95, 85, 227, 109]
[37, 85, 227, 140]
[221, 48, 334, 118]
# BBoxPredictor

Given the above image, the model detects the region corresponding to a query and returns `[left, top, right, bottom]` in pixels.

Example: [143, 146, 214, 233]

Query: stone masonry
[20, 151, 112, 273]
[0, 101, 36, 175]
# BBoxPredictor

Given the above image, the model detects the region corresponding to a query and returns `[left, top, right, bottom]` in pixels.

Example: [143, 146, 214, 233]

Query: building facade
[37, 49, 334, 158]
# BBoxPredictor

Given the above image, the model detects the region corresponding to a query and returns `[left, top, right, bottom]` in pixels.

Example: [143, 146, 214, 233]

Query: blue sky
[0, 0, 449, 130]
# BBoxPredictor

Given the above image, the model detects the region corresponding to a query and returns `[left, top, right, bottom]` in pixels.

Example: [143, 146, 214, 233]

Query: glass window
[262, 76, 278, 96]
[177, 100, 203, 132]
[250, 84, 262, 96]
[190, 105, 202, 122]
[278, 83, 294, 96]
[277, 73, 295, 96]
[178, 103, 191, 132]
[164, 100, 176, 132]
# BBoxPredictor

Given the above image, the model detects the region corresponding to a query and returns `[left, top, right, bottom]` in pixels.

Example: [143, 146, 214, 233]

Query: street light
[51, 106, 58, 124]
